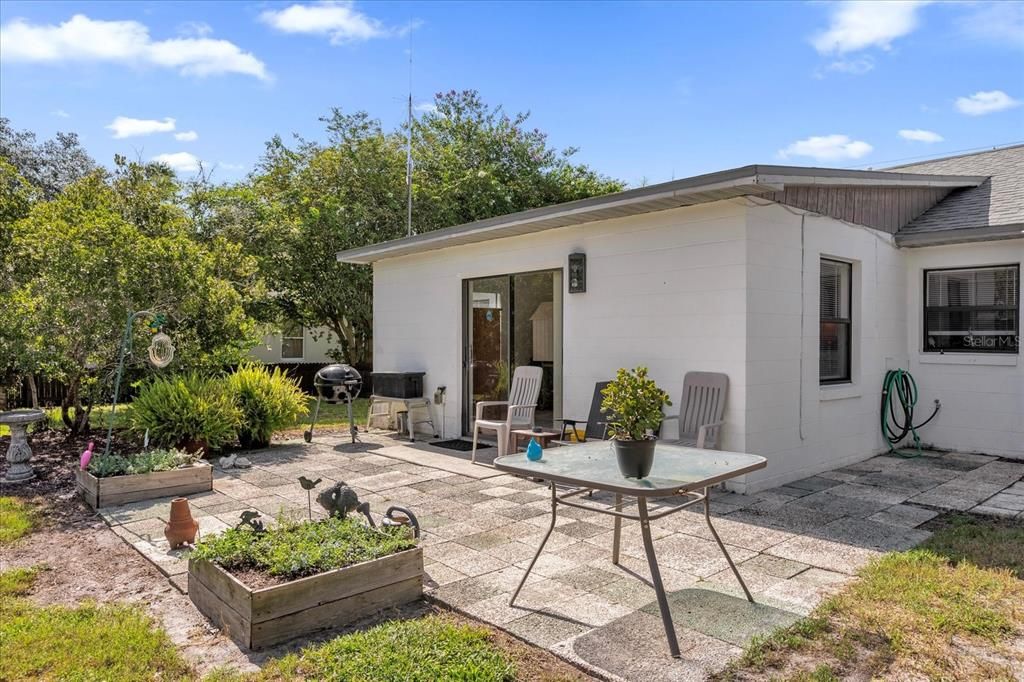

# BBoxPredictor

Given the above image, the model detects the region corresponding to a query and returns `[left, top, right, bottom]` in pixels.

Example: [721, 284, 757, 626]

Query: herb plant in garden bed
[188, 517, 423, 649]
[75, 448, 213, 509]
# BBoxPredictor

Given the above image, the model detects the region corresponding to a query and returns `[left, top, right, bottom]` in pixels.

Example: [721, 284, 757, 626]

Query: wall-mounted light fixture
[568, 252, 586, 293]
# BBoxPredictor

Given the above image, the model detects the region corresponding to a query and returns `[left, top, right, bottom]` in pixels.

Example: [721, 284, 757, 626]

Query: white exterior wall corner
[737, 202, 908, 493]
[371, 200, 752, 446]
[904, 240, 1024, 459]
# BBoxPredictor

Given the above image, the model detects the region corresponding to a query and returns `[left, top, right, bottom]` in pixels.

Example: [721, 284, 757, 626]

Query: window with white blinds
[820, 259, 852, 383]
[924, 265, 1019, 354]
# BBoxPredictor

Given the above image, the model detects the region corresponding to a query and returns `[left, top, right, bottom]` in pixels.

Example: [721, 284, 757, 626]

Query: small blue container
[526, 437, 543, 461]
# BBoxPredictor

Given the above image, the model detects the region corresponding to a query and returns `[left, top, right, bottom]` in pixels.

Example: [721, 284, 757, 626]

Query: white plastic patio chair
[471, 365, 544, 463]
[661, 371, 729, 449]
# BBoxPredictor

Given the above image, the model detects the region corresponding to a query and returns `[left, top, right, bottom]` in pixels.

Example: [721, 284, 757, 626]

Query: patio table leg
[638, 497, 681, 658]
[702, 487, 754, 603]
[509, 482, 557, 606]
[611, 493, 623, 565]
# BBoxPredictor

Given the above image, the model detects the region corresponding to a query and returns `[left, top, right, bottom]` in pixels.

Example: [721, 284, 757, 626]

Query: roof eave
[895, 223, 1024, 247]
[336, 165, 987, 264]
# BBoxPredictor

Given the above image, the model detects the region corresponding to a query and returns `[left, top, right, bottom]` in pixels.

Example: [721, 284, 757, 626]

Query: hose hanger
[880, 369, 941, 458]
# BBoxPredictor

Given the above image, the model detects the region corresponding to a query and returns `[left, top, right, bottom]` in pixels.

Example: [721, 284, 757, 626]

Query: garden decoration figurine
[236, 511, 266, 533]
[381, 506, 421, 540]
[104, 310, 174, 458]
[317, 482, 375, 526]
[298, 476, 322, 520]
[164, 498, 200, 548]
[79, 441, 95, 470]
[218, 453, 252, 470]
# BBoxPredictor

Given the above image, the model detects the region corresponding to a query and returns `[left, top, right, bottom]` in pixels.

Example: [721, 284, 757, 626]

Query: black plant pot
[613, 439, 656, 478]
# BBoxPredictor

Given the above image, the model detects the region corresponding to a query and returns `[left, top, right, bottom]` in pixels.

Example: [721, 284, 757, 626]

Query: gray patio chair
[661, 371, 729, 449]
[471, 365, 543, 463]
[557, 381, 611, 442]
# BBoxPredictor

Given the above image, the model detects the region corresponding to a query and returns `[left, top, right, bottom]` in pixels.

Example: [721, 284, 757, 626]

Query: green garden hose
[880, 369, 941, 458]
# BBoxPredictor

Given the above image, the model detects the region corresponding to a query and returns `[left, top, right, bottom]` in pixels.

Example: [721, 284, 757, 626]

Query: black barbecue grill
[304, 364, 363, 444]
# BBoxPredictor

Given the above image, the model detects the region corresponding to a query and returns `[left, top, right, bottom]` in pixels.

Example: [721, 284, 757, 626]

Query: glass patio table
[494, 441, 767, 658]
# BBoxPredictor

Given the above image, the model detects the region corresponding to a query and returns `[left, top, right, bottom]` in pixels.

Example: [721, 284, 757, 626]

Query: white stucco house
[251, 324, 339, 367]
[336, 145, 1022, 493]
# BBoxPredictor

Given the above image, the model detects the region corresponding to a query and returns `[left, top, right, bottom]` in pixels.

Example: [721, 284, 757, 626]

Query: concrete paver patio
[100, 433, 1024, 680]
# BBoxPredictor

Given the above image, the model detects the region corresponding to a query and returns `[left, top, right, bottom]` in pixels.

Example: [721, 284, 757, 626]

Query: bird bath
[1, 408, 46, 483]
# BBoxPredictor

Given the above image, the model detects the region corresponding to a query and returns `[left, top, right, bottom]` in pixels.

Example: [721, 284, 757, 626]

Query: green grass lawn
[205, 615, 515, 682]
[718, 513, 1024, 681]
[0, 567, 193, 682]
[0, 497, 35, 544]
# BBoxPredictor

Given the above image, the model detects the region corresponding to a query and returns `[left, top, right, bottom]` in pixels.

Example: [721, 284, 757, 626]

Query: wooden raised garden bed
[75, 462, 213, 509]
[188, 546, 424, 649]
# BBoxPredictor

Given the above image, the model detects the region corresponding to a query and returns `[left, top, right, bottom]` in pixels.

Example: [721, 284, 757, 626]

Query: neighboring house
[251, 323, 339, 366]
[336, 145, 1022, 493]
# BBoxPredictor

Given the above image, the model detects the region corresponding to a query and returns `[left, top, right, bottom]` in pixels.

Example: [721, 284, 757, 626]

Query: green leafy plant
[226, 364, 307, 448]
[191, 517, 415, 582]
[86, 448, 198, 478]
[601, 366, 672, 441]
[130, 373, 241, 452]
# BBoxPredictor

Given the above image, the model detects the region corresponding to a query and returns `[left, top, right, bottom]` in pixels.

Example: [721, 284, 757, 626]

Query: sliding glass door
[463, 270, 562, 435]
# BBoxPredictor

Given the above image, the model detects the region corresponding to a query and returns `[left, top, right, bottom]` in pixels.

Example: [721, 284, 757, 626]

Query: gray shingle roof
[889, 145, 1024, 240]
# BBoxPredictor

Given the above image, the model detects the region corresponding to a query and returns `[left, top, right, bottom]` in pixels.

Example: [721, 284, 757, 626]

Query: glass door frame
[461, 268, 563, 437]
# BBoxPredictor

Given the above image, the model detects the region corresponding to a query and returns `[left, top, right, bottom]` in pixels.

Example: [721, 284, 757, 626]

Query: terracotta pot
[164, 497, 199, 548]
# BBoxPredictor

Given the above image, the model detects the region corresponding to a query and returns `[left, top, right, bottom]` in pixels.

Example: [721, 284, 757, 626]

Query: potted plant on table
[601, 366, 672, 478]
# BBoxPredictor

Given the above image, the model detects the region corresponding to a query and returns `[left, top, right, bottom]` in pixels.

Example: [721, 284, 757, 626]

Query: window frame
[820, 258, 853, 385]
[922, 264, 1020, 355]
[280, 323, 305, 360]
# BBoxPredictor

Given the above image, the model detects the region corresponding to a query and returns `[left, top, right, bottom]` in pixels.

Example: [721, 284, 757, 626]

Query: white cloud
[414, 102, 437, 114]
[152, 152, 201, 173]
[52, 109, 70, 118]
[825, 56, 875, 75]
[955, 90, 1020, 116]
[812, 1, 929, 55]
[899, 129, 943, 143]
[107, 116, 176, 139]
[779, 134, 873, 162]
[959, 2, 1024, 48]
[260, 2, 388, 44]
[174, 130, 199, 142]
[0, 14, 269, 80]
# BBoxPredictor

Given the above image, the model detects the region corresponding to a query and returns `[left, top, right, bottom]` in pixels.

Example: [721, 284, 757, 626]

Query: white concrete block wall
[368, 197, 1021, 490]
[373, 200, 751, 446]
[905, 240, 1023, 459]
[739, 202, 908, 491]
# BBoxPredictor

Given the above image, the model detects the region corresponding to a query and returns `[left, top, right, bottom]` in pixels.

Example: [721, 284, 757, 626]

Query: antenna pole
[406, 39, 413, 237]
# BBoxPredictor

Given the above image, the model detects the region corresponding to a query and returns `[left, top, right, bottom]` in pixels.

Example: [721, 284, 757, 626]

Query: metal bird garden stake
[298, 476, 322, 520]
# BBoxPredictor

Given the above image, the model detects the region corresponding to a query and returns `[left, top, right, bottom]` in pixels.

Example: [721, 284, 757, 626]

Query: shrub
[601, 366, 672, 441]
[87, 448, 198, 478]
[191, 517, 415, 581]
[227, 364, 307, 448]
[130, 374, 241, 452]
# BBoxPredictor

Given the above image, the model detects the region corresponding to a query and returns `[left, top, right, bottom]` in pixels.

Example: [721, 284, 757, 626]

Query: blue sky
[1, 1, 1022, 187]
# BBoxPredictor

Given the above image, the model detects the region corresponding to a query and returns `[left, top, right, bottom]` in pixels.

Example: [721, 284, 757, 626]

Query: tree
[0, 117, 96, 199]
[2, 167, 263, 433]
[234, 91, 622, 364]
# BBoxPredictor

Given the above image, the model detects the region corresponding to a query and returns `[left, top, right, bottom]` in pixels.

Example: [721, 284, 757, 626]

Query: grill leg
[304, 397, 323, 442]
[347, 399, 358, 444]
